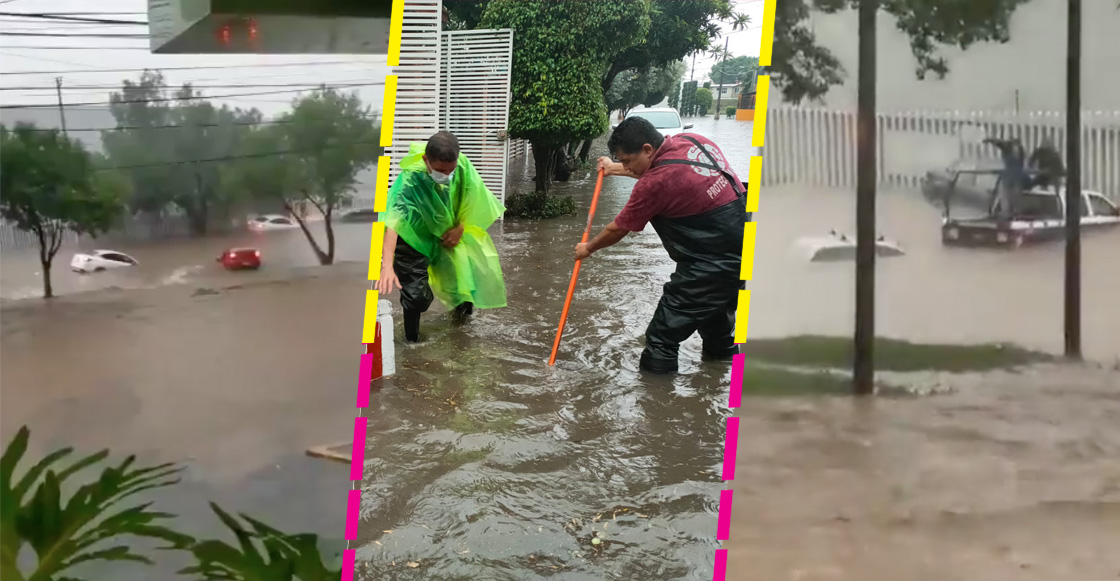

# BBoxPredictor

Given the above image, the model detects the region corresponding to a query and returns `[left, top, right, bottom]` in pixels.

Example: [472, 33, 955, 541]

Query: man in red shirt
[575, 116, 749, 374]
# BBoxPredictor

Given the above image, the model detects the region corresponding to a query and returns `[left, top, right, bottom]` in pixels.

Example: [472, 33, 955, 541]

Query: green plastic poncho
[384, 142, 508, 310]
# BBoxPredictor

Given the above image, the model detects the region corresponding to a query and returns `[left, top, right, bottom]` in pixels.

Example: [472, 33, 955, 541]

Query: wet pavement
[3, 115, 1119, 580]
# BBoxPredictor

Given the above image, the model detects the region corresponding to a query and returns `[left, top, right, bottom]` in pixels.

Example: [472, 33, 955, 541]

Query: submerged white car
[70, 249, 139, 273]
[796, 230, 905, 262]
[248, 214, 300, 232]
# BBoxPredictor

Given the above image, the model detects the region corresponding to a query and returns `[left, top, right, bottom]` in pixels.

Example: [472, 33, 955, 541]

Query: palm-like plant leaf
[1, 426, 193, 581]
[180, 503, 341, 580]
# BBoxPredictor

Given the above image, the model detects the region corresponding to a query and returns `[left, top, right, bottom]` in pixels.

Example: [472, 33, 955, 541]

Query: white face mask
[430, 169, 453, 185]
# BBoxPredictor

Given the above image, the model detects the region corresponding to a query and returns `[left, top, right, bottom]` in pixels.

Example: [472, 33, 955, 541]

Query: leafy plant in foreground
[1, 426, 193, 581]
[180, 503, 342, 581]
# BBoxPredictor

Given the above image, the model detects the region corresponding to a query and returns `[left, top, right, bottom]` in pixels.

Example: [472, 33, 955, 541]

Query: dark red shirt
[613, 133, 745, 232]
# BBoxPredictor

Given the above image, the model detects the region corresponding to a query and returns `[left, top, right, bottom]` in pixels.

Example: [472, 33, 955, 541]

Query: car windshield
[627, 111, 681, 129]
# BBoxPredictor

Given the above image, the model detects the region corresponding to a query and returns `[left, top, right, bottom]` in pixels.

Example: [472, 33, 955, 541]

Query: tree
[0, 124, 124, 298]
[709, 55, 759, 87]
[606, 61, 687, 119]
[103, 71, 262, 235]
[680, 80, 699, 116]
[770, 0, 1034, 104]
[694, 87, 714, 116]
[480, 1, 651, 194]
[449, 0, 741, 165]
[230, 88, 380, 265]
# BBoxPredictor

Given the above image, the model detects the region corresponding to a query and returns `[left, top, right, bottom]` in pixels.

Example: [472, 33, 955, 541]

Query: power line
[9, 116, 379, 133]
[0, 12, 146, 25]
[0, 32, 150, 38]
[1, 82, 381, 91]
[0, 46, 153, 50]
[0, 60, 387, 76]
[96, 140, 383, 172]
[0, 82, 385, 109]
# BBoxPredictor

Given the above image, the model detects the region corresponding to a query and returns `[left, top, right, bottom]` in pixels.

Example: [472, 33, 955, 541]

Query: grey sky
[1, 0, 760, 124]
[0, 0, 390, 119]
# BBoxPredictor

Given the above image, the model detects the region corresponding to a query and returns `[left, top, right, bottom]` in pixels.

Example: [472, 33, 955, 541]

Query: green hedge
[505, 192, 577, 220]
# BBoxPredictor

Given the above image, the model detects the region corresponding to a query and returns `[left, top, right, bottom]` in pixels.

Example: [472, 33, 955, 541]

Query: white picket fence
[509, 138, 530, 160]
[762, 107, 1120, 200]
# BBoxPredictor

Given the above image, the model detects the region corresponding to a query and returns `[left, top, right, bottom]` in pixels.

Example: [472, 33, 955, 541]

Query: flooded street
[3, 115, 1119, 580]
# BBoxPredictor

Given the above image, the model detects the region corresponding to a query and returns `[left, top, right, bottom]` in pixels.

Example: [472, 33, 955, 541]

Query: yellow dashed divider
[362, 289, 381, 344]
[367, 222, 385, 281]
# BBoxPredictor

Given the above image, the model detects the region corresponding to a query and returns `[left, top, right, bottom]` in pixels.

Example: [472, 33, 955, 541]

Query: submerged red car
[218, 248, 261, 270]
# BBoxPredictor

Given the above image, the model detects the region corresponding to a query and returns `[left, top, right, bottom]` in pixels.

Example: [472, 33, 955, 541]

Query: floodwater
[3, 115, 1119, 580]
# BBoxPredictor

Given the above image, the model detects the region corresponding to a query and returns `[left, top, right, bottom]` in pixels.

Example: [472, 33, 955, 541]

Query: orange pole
[548, 168, 605, 366]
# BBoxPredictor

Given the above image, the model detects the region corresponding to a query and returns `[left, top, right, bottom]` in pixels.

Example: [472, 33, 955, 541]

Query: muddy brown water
[2, 116, 1118, 580]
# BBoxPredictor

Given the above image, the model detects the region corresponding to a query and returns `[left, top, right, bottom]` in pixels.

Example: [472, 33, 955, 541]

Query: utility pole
[714, 37, 730, 120]
[690, 52, 697, 82]
[853, 0, 878, 395]
[55, 77, 68, 135]
[1064, 0, 1082, 360]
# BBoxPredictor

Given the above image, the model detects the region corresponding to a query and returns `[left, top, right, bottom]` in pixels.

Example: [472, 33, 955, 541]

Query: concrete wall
[778, 0, 1120, 113]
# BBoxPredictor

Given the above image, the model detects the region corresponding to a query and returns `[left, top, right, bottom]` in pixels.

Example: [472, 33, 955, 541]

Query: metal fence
[762, 107, 1120, 200]
[1, 215, 196, 253]
[509, 138, 530, 160]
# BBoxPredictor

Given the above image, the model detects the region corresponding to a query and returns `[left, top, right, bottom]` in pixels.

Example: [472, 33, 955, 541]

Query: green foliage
[709, 55, 759, 85]
[481, 0, 650, 193]
[482, 0, 650, 145]
[504, 191, 577, 220]
[102, 71, 262, 235]
[226, 87, 381, 265]
[679, 80, 699, 116]
[772, 0, 1034, 104]
[694, 88, 714, 116]
[605, 61, 686, 116]
[667, 84, 681, 110]
[2, 427, 344, 580]
[602, 0, 742, 91]
[726, 106, 737, 117]
[1, 426, 193, 581]
[179, 503, 342, 580]
[0, 124, 124, 298]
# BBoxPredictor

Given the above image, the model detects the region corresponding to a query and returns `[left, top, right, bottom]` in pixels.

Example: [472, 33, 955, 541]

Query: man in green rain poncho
[376, 132, 507, 343]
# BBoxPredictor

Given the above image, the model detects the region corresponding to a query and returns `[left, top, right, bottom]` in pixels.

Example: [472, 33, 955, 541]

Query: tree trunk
[287, 202, 331, 265]
[853, 0, 878, 395]
[1063, 0, 1082, 359]
[531, 142, 558, 194]
[578, 139, 594, 164]
[40, 258, 54, 299]
[324, 214, 337, 265]
[552, 147, 572, 183]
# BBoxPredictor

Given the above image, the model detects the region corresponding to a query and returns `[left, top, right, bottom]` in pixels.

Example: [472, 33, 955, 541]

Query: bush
[725, 106, 737, 117]
[505, 191, 577, 220]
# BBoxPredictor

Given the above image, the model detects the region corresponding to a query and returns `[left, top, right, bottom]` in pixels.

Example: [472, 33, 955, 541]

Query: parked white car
[248, 214, 299, 232]
[616, 107, 694, 138]
[70, 249, 139, 273]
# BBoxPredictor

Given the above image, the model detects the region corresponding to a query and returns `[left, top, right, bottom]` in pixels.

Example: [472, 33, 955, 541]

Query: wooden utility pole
[55, 77, 68, 135]
[853, 0, 878, 395]
[714, 37, 730, 120]
[1064, 0, 1082, 360]
[690, 52, 697, 81]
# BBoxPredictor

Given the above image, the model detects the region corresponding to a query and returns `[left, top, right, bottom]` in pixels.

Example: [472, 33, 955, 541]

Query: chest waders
[640, 136, 751, 374]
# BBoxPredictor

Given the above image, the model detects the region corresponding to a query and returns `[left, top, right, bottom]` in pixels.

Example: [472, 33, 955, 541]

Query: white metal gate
[387, 1, 514, 204]
[439, 29, 515, 203]
[385, 0, 443, 190]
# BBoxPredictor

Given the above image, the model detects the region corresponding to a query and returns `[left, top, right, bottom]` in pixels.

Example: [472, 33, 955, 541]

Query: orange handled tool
[548, 168, 605, 366]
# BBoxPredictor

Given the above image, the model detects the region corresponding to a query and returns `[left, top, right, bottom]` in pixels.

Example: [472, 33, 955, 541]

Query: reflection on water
[355, 117, 751, 580]
[3, 115, 1118, 580]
